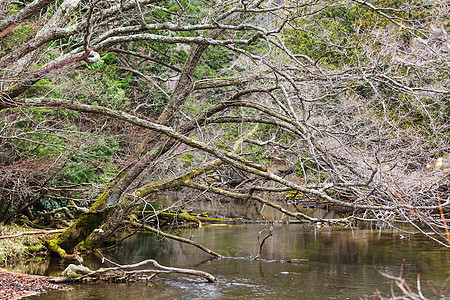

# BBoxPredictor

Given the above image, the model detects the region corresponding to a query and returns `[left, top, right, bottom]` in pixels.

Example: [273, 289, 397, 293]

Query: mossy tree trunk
[45, 9, 250, 255]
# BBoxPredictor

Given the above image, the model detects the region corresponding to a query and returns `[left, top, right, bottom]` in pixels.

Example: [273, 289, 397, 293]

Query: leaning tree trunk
[45, 10, 246, 256]
[45, 46, 205, 256]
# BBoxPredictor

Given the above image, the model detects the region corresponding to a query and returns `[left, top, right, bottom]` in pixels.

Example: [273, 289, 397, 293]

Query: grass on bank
[0, 224, 44, 266]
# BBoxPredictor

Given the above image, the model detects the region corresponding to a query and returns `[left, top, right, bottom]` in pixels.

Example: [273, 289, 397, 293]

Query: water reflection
[158, 196, 339, 221]
[25, 224, 449, 299]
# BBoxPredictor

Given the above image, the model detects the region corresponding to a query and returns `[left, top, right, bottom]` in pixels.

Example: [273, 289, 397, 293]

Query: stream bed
[15, 224, 450, 299]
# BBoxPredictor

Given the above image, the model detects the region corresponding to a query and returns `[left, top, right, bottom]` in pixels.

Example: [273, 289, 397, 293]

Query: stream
[13, 223, 449, 299]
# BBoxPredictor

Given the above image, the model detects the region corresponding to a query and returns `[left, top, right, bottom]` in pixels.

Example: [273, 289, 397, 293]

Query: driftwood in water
[61, 259, 216, 282]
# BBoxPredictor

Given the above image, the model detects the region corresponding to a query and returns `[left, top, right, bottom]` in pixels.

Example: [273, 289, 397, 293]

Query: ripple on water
[161, 275, 274, 299]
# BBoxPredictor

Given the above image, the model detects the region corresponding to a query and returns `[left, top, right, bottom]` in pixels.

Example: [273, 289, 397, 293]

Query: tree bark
[44, 5, 254, 255]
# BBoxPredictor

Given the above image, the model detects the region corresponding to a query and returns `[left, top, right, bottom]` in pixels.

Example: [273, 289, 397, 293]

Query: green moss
[25, 256, 44, 262]
[46, 189, 112, 254]
[142, 210, 243, 223]
[27, 244, 44, 252]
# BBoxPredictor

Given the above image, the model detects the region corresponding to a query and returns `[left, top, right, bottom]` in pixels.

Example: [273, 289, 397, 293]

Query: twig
[437, 193, 450, 246]
[254, 225, 273, 260]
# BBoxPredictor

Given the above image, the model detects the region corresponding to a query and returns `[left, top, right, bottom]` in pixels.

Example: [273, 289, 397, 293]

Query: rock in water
[62, 264, 92, 278]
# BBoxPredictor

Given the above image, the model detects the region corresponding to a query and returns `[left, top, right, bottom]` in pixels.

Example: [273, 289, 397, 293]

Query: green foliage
[169, 47, 189, 66]
[8, 3, 22, 14]
[295, 154, 315, 178]
[25, 79, 56, 97]
[248, 144, 268, 164]
[295, 153, 326, 182]
[196, 46, 234, 78]
[284, 4, 370, 67]
[0, 103, 122, 221]
[84, 53, 131, 110]
[0, 24, 36, 55]
[59, 138, 119, 184]
[283, 0, 431, 68]
[0, 108, 71, 162]
[185, 96, 212, 116]
[180, 153, 195, 167]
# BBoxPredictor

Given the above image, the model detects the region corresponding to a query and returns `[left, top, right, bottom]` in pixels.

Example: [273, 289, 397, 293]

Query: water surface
[23, 224, 449, 299]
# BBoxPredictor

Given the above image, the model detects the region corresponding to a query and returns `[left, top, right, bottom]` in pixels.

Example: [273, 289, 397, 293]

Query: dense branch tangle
[1, 0, 449, 258]
[0, 0, 278, 101]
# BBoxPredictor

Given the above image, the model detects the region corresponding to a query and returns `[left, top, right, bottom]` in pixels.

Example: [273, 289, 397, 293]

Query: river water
[21, 223, 449, 299]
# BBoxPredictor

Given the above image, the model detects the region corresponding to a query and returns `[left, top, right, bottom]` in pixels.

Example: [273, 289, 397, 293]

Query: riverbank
[0, 268, 71, 300]
[0, 225, 72, 298]
[0, 224, 65, 266]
